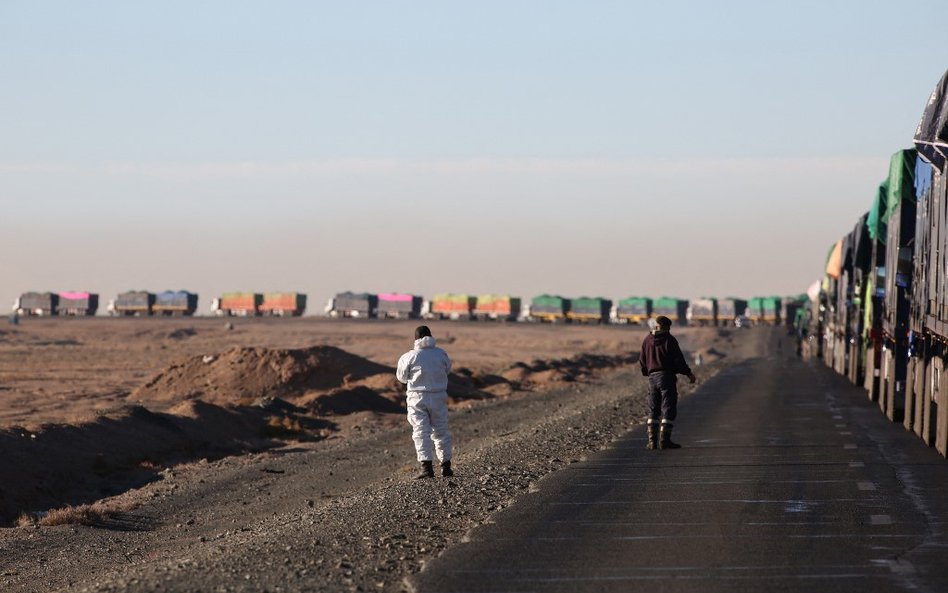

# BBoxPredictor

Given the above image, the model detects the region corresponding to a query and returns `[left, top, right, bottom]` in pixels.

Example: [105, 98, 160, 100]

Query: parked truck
[567, 297, 611, 324]
[377, 293, 422, 319]
[615, 297, 652, 324]
[14, 292, 58, 316]
[529, 294, 570, 322]
[687, 297, 718, 326]
[430, 294, 475, 320]
[57, 292, 99, 316]
[745, 297, 777, 325]
[327, 292, 377, 318]
[153, 291, 198, 316]
[473, 294, 521, 321]
[652, 297, 688, 326]
[717, 297, 748, 326]
[259, 292, 306, 316]
[212, 292, 261, 316]
[110, 291, 155, 316]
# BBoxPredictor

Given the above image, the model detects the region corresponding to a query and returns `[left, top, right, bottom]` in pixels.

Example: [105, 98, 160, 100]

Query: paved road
[410, 348, 948, 593]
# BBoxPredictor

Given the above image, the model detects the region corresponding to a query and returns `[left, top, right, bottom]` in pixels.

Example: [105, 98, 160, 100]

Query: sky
[1, 1, 945, 314]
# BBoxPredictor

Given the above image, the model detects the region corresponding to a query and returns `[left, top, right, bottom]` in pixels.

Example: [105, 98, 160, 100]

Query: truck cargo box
[260, 292, 306, 316]
[431, 294, 475, 319]
[114, 291, 155, 315]
[687, 297, 718, 326]
[616, 297, 652, 324]
[216, 292, 261, 316]
[567, 297, 611, 323]
[717, 298, 747, 324]
[331, 292, 377, 318]
[652, 297, 688, 325]
[16, 292, 58, 316]
[762, 296, 782, 324]
[58, 292, 99, 316]
[154, 291, 198, 316]
[377, 293, 422, 319]
[473, 295, 521, 320]
[530, 294, 570, 321]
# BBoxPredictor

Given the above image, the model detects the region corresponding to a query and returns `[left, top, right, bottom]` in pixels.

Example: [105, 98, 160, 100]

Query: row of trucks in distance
[799, 68, 948, 459]
[11, 291, 305, 317]
[13, 289, 806, 326]
[325, 292, 808, 326]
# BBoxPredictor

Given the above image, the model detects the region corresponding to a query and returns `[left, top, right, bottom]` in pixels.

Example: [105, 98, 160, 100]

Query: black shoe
[415, 460, 435, 479]
[441, 461, 454, 477]
[646, 424, 658, 450]
[659, 424, 681, 450]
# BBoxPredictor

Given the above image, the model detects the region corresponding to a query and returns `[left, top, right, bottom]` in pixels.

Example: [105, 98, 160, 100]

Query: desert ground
[0, 317, 774, 592]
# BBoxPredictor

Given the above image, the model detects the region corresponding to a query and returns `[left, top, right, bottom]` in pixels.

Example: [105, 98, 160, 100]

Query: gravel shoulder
[0, 327, 771, 593]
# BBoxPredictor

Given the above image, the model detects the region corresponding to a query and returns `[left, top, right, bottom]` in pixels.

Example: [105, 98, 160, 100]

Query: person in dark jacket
[639, 316, 695, 449]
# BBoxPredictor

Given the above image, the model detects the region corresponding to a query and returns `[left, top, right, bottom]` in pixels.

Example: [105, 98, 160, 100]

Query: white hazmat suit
[396, 335, 453, 463]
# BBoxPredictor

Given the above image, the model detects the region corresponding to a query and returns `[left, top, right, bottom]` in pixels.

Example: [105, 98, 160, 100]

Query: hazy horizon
[2, 1, 945, 314]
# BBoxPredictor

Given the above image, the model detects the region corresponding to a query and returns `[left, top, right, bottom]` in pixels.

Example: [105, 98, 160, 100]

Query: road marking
[849, 462, 865, 468]
[839, 431, 852, 436]
[870, 515, 893, 525]
[844, 444, 858, 450]
[835, 423, 847, 428]
[858, 482, 877, 491]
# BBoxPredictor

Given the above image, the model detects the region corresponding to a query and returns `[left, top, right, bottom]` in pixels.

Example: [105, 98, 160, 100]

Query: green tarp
[867, 179, 889, 242]
[866, 149, 918, 243]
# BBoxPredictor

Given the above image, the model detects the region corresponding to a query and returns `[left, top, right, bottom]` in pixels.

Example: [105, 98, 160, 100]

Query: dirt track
[0, 319, 770, 592]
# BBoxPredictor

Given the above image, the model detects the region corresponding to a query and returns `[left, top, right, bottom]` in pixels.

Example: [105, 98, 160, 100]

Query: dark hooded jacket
[639, 330, 692, 376]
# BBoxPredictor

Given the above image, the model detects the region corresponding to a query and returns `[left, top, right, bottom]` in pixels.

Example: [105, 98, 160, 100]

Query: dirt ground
[0, 317, 770, 592]
[0, 317, 649, 427]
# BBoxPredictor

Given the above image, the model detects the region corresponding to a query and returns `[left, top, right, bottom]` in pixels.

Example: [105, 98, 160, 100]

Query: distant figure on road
[396, 325, 454, 479]
[639, 315, 696, 450]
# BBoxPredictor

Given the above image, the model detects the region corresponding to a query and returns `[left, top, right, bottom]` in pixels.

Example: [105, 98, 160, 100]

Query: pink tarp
[378, 293, 413, 302]
[59, 291, 92, 300]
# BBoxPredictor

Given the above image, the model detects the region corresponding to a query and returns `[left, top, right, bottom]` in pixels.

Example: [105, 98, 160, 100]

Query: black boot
[646, 423, 658, 450]
[415, 460, 435, 479]
[659, 423, 681, 450]
[441, 460, 454, 477]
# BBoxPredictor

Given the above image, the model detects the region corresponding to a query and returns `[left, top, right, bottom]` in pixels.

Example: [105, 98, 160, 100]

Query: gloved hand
[688, 372, 696, 384]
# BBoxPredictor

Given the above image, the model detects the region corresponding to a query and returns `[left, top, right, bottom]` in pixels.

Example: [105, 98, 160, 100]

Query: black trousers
[646, 372, 678, 423]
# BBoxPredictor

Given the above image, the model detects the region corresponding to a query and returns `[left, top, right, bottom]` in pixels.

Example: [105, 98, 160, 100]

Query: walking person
[639, 316, 696, 450]
[396, 325, 454, 478]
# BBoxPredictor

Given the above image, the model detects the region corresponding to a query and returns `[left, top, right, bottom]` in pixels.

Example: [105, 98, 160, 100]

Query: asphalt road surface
[410, 349, 948, 593]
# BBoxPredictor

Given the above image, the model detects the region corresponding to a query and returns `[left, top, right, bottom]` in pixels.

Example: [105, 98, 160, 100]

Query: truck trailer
[687, 298, 718, 326]
[430, 294, 475, 320]
[529, 294, 570, 322]
[57, 292, 98, 316]
[328, 292, 377, 318]
[567, 297, 611, 324]
[154, 291, 198, 316]
[377, 293, 422, 319]
[615, 297, 652, 324]
[110, 291, 155, 316]
[473, 295, 521, 321]
[213, 292, 262, 316]
[14, 292, 58, 316]
[259, 292, 306, 316]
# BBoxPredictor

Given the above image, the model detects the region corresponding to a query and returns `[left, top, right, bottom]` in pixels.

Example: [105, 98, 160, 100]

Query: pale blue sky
[1, 1, 945, 312]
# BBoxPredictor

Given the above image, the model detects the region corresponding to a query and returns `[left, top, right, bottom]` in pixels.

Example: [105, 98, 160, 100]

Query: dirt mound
[0, 401, 336, 526]
[131, 346, 394, 406]
[299, 386, 404, 416]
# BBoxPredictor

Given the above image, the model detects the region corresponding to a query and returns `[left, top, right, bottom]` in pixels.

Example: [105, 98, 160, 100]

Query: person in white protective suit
[396, 325, 454, 479]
